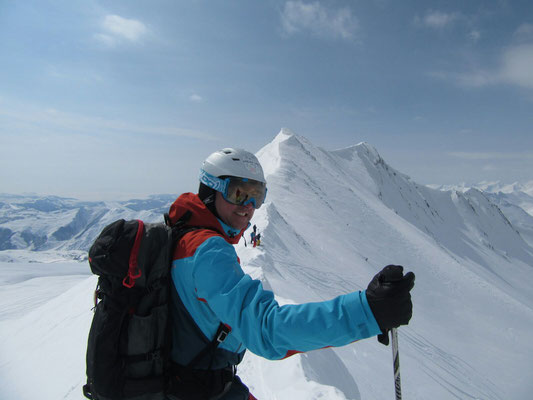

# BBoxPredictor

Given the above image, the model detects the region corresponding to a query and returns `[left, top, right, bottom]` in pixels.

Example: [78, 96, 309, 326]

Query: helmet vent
[232, 158, 240, 161]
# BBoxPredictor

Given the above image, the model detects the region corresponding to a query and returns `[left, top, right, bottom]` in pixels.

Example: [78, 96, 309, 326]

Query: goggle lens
[199, 170, 267, 209]
[225, 177, 266, 209]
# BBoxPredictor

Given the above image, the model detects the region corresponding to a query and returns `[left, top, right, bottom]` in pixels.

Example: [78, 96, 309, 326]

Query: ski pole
[391, 328, 402, 400]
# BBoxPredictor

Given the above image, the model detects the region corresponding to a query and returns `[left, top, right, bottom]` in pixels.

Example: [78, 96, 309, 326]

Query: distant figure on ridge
[250, 230, 256, 247]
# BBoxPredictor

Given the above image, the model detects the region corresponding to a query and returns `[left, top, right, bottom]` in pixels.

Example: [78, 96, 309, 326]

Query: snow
[429, 181, 533, 218]
[1, 130, 533, 399]
[0, 259, 93, 399]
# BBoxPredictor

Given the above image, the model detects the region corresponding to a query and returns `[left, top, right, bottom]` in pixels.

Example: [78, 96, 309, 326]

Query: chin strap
[202, 193, 216, 205]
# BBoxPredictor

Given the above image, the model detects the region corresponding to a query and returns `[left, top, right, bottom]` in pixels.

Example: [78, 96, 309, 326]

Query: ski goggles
[199, 170, 267, 209]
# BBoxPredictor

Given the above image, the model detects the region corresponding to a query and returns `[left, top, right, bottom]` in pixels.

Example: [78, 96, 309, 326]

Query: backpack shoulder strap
[186, 322, 232, 368]
[163, 210, 231, 369]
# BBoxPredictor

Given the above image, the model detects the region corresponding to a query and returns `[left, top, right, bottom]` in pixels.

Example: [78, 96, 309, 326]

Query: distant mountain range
[428, 181, 533, 249]
[0, 194, 177, 251]
[430, 181, 533, 220]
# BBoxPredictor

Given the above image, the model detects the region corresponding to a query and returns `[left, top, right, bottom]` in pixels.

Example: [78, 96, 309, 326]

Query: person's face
[215, 191, 255, 231]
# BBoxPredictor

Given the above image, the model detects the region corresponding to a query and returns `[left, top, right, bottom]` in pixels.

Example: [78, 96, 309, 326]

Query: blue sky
[1, 0, 532, 200]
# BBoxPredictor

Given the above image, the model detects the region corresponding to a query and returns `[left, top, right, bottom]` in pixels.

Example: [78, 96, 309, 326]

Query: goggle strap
[199, 170, 229, 196]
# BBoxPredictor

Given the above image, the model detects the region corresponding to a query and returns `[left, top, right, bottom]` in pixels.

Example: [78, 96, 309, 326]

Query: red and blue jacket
[167, 193, 381, 369]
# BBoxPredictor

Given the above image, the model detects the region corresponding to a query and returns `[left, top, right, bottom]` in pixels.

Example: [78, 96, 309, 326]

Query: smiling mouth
[235, 211, 249, 217]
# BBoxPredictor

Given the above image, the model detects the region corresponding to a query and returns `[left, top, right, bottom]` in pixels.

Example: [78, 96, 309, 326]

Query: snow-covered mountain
[1, 130, 532, 400]
[0, 194, 177, 251]
[431, 180, 533, 199]
[430, 181, 533, 225]
[429, 181, 533, 248]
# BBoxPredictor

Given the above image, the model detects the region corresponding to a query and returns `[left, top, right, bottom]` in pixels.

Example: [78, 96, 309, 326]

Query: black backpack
[82, 212, 230, 400]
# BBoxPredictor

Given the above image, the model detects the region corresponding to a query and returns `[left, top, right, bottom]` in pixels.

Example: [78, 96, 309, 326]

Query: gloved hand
[366, 265, 415, 345]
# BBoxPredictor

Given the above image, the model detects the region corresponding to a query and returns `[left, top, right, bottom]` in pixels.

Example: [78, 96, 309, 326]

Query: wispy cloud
[95, 15, 148, 47]
[189, 93, 203, 103]
[514, 23, 533, 42]
[415, 10, 460, 29]
[481, 164, 498, 172]
[451, 70, 495, 88]
[430, 22, 533, 92]
[468, 30, 481, 42]
[415, 9, 484, 44]
[0, 104, 217, 141]
[500, 44, 533, 89]
[45, 64, 103, 84]
[280, 1, 358, 40]
[430, 44, 533, 90]
[448, 151, 533, 160]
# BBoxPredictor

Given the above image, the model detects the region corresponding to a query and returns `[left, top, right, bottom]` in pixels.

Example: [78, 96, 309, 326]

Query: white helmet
[201, 148, 266, 183]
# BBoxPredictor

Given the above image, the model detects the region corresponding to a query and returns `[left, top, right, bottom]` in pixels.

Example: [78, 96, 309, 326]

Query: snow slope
[251, 130, 533, 399]
[1, 130, 532, 399]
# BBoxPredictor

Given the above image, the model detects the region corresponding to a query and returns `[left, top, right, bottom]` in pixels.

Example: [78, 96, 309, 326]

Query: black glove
[366, 265, 415, 345]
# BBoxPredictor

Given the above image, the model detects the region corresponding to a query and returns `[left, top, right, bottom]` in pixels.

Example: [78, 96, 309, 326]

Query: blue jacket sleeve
[193, 236, 381, 360]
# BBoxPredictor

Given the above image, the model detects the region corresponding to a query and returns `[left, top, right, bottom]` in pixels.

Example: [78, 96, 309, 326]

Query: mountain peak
[271, 128, 311, 148]
[278, 127, 296, 137]
[354, 142, 384, 165]
[257, 128, 319, 178]
[330, 142, 382, 164]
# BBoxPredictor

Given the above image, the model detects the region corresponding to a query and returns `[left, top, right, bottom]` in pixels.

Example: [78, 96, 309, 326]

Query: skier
[165, 148, 415, 400]
[252, 231, 258, 248]
[250, 225, 257, 246]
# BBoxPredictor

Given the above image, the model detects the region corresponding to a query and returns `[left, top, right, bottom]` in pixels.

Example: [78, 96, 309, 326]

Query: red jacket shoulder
[173, 229, 223, 260]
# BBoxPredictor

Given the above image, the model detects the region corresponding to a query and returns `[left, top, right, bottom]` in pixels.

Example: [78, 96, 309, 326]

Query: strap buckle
[216, 329, 229, 343]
